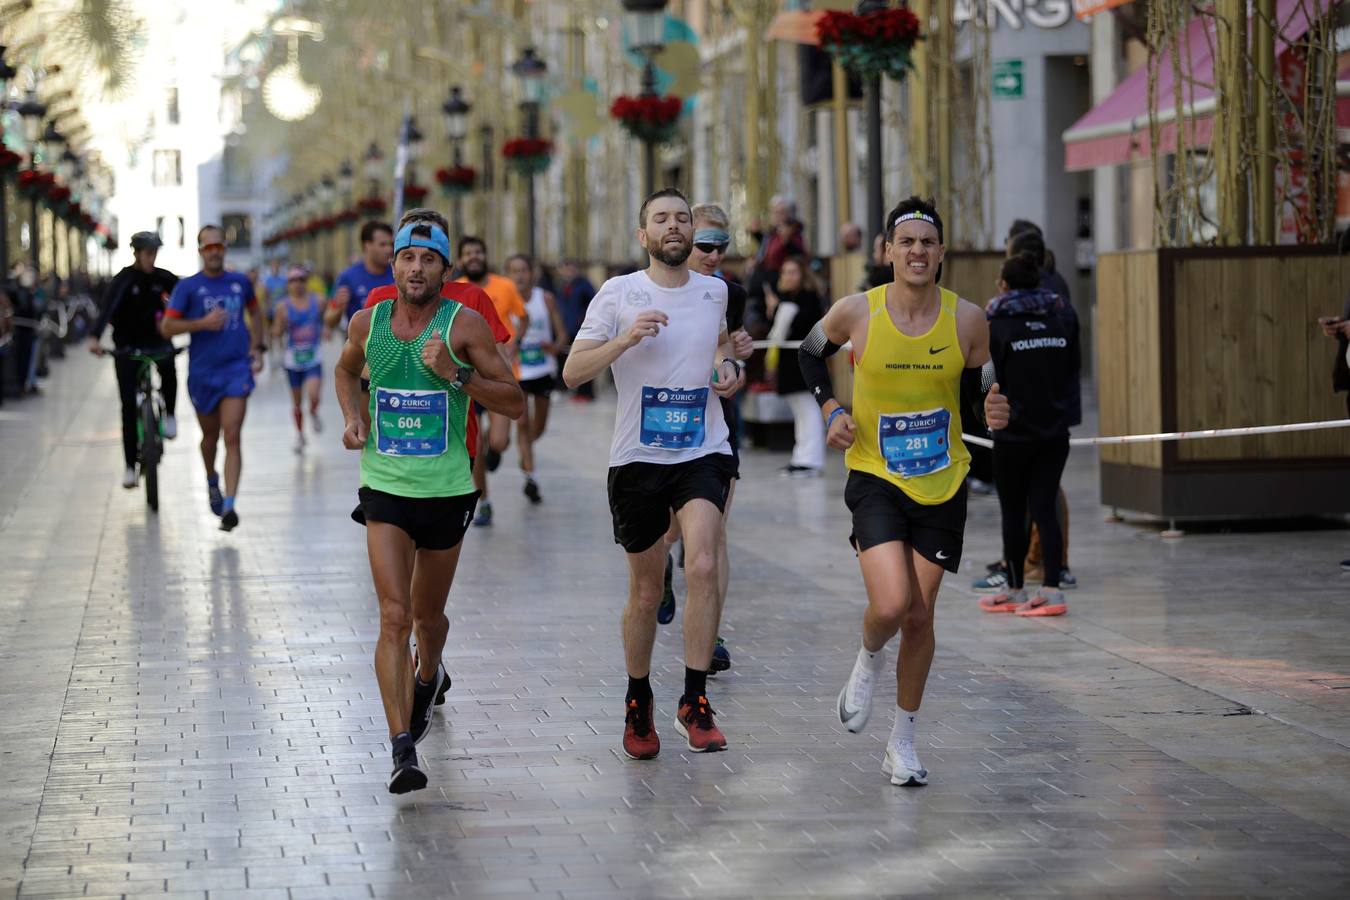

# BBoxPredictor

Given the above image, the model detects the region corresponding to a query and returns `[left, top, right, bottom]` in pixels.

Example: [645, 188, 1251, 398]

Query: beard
[647, 236, 691, 267]
[397, 275, 442, 306]
[463, 259, 487, 280]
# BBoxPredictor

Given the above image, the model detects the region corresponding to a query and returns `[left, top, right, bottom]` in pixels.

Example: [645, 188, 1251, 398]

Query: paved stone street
[2, 345, 1349, 899]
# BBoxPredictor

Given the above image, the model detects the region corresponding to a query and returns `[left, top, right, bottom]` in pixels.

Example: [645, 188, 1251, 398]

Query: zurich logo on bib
[879, 407, 951, 478]
[640, 386, 708, 449]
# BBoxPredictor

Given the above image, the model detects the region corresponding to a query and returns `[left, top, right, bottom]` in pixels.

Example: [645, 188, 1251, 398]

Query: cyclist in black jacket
[978, 252, 1080, 617]
[87, 232, 180, 488]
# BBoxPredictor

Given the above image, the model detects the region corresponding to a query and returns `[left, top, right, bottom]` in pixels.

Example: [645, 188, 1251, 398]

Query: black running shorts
[519, 374, 555, 397]
[607, 454, 736, 553]
[844, 471, 967, 572]
[357, 487, 480, 551]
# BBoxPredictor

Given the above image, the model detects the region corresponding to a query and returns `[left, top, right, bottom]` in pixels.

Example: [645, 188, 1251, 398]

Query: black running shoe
[410, 662, 446, 745]
[658, 553, 676, 625]
[486, 448, 502, 472]
[388, 734, 427, 794]
[219, 510, 239, 532]
[208, 483, 224, 516]
[523, 478, 542, 504]
[709, 637, 731, 674]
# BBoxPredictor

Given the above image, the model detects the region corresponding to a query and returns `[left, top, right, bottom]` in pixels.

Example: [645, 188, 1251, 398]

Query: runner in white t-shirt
[563, 188, 745, 760]
[505, 254, 566, 504]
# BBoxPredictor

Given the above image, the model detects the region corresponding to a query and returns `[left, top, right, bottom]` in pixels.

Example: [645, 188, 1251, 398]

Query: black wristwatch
[454, 366, 474, 387]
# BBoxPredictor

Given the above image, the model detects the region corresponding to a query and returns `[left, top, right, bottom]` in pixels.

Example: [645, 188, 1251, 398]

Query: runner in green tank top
[334, 222, 524, 795]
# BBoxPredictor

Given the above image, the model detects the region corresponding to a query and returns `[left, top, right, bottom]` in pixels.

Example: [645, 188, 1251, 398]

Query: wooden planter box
[1096, 247, 1350, 519]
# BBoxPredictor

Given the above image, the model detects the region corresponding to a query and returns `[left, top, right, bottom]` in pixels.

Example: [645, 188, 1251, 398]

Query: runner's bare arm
[562, 309, 669, 388]
[712, 327, 745, 398]
[957, 298, 990, 368]
[444, 310, 526, 421]
[336, 310, 372, 449]
[324, 286, 349, 328]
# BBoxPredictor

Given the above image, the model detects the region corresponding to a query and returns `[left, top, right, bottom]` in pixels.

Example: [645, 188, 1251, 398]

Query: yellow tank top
[845, 285, 969, 504]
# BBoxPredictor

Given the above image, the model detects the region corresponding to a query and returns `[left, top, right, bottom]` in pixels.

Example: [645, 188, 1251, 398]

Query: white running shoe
[121, 466, 137, 489]
[163, 414, 178, 439]
[293, 433, 306, 454]
[837, 648, 885, 733]
[882, 740, 928, 786]
[310, 412, 322, 434]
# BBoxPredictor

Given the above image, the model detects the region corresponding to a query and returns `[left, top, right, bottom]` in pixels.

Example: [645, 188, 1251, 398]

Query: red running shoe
[622, 698, 660, 760]
[675, 695, 727, 752]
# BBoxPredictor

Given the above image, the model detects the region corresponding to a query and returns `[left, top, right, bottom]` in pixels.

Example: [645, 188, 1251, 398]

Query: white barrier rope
[960, 419, 1350, 450]
[743, 340, 1350, 449]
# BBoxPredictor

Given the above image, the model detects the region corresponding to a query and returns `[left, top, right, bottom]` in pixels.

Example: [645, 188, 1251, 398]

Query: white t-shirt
[575, 269, 732, 467]
[518, 286, 557, 381]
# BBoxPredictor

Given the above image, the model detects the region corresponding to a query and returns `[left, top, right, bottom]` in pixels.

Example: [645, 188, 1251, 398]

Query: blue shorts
[286, 365, 321, 390]
[187, 363, 254, 414]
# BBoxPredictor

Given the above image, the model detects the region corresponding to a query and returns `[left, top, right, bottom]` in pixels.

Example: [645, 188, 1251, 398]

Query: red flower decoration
[816, 7, 923, 82]
[435, 165, 477, 188]
[357, 195, 388, 215]
[403, 183, 429, 204]
[502, 137, 553, 159]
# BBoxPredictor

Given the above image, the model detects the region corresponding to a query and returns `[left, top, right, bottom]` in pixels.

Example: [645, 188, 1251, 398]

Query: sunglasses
[694, 242, 729, 254]
[199, 243, 225, 252]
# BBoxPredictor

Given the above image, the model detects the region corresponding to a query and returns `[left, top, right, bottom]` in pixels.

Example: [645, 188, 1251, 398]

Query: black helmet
[130, 231, 163, 251]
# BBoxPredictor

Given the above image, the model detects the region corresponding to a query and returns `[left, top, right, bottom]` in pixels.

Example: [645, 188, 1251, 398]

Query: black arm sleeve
[799, 320, 842, 408]
[92, 269, 132, 341]
[960, 363, 995, 433]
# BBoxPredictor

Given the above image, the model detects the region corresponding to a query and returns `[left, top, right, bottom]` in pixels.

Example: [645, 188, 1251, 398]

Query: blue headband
[694, 228, 730, 245]
[393, 222, 451, 262]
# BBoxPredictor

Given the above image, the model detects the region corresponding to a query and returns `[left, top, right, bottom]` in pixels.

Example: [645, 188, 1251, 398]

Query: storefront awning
[1063, 0, 1342, 171]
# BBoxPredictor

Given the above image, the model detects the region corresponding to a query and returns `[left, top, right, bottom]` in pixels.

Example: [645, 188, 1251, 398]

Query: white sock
[891, 707, 917, 745]
[859, 641, 885, 667]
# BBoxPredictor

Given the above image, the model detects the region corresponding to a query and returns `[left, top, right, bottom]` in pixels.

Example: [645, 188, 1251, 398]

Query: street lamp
[406, 116, 425, 189]
[857, 0, 886, 243]
[623, 0, 669, 197]
[320, 173, 336, 275]
[337, 158, 354, 258]
[363, 140, 384, 202]
[0, 46, 19, 274]
[442, 85, 471, 236]
[511, 46, 548, 260]
[17, 90, 46, 147]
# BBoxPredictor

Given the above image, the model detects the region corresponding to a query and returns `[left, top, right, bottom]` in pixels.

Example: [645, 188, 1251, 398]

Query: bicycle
[103, 345, 184, 512]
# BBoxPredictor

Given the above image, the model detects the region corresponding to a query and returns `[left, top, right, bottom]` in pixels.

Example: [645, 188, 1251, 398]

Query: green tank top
[360, 298, 475, 498]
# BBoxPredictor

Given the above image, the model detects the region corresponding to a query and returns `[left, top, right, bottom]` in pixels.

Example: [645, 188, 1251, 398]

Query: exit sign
[992, 59, 1024, 99]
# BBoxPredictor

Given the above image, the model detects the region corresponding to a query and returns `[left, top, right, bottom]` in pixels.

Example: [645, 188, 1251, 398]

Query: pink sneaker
[1015, 588, 1067, 617]
[979, 589, 1025, 613]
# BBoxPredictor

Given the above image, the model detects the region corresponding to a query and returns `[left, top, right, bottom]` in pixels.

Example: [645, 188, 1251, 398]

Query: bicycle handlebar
[100, 345, 186, 360]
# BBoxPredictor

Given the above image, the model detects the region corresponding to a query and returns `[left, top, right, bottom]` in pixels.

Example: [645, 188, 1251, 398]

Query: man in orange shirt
[456, 236, 528, 527]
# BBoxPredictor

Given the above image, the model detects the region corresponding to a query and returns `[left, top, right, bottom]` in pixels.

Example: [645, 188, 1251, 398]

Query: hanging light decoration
[263, 36, 322, 122]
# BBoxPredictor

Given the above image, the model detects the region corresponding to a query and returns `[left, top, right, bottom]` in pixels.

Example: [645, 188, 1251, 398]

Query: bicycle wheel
[141, 400, 160, 512]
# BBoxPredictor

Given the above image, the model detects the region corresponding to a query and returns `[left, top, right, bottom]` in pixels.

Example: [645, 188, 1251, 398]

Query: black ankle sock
[683, 666, 708, 702]
[392, 731, 413, 750]
[626, 675, 652, 704]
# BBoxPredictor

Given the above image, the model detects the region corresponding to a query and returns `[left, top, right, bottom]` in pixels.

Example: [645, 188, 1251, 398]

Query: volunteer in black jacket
[87, 231, 180, 488]
[979, 253, 1080, 617]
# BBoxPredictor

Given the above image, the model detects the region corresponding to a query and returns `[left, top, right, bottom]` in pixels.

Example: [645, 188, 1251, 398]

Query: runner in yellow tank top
[796, 197, 993, 788]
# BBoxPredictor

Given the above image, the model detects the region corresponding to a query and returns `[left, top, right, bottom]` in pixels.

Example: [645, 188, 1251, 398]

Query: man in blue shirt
[324, 220, 394, 330]
[161, 224, 266, 531]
